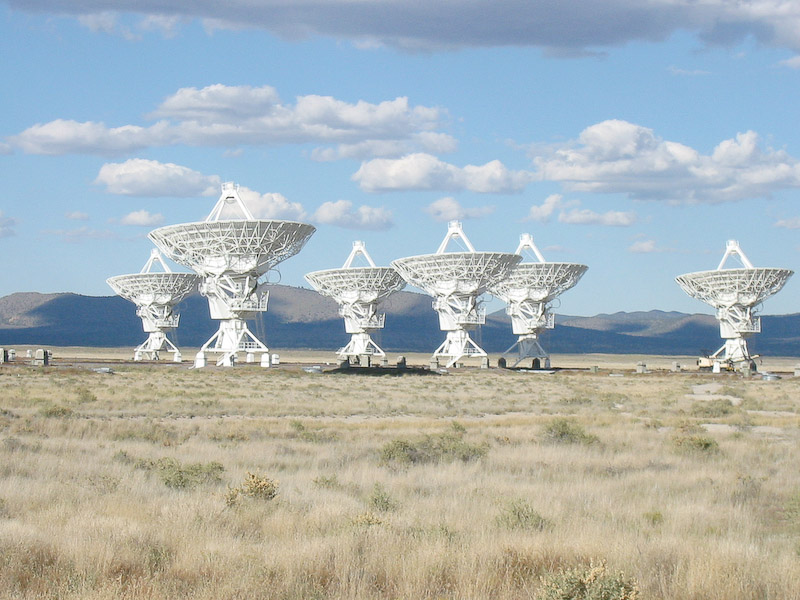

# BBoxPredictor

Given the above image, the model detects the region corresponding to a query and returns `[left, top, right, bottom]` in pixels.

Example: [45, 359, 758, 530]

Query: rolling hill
[0, 287, 798, 356]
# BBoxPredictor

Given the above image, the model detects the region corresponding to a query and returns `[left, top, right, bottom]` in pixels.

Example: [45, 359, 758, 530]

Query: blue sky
[1, 1, 800, 317]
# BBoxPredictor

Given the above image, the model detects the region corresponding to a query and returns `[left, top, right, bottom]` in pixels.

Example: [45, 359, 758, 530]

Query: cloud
[312, 200, 393, 230]
[120, 210, 164, 226]
[668, 66, 711, 76]
[95, 158, 220, 196]
[237, 187, 307, 220]
[65, 211, 89, 221]
[9, 84, 446, 159]
[0, 211, 17, 238]
[628, 239, 658, 253]
[775, 216, 800, 229]
[531, 120, 800, 203]
[11, 1, 800, 56]
[425, 197, 494, 222]
[523, 195, 633, 226]
[310, 132, 458, 162]
[558, 207, 637, 226]
[353, 153, 532, 193]
[524, 194, 563, 223]
[780, 56, 800, 69]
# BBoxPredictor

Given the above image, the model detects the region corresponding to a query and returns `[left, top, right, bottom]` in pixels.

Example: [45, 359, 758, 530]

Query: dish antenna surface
[490, 234, 587, 368]
[305, 241, 406, 364]
[392, 220, 521, 368]
[148, 182, 316, 367]
[675, 240, 793, 371]
[106, 249, 200, 362]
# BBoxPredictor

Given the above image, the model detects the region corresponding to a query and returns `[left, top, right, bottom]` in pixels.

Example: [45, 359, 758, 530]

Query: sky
[1, 0, 800, 317]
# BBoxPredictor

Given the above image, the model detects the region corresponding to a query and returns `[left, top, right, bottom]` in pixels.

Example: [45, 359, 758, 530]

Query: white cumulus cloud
[531, 120, 800, 203]
[558, 208, 637, 227]
[120, 210, 165, 226]
[628, 239, 658, 253]
[312, 200, 393, 230]
[65, 211, 90, 221]
[237, 187, 307, 220]
[524, 194, 564, 223]
[425, 197, 494, 222]
[353, 153, 532, 193]
[9, 84, 447, 159]
[95, 158, 220, 196]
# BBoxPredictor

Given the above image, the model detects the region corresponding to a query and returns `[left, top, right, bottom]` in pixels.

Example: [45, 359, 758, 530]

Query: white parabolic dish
[491, 262, 588, 304]
[675, 268, 792, 308]
[106, 272, 199, 306]
[391, 252, 520, 297]
[148, 220, 316, 277]
[304, 267, 405, 305]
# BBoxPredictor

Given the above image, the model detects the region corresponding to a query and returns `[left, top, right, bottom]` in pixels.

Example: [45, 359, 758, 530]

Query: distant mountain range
[1, 287, 799, 356]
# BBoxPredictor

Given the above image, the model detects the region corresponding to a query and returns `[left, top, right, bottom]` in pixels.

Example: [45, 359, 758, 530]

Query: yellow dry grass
[1, 354, 800, 599]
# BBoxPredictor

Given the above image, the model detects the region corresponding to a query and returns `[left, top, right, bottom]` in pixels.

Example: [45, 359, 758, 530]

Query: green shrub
[38, 404, 73, 418]
[496, 499, 549, 531]
[225, 472, 279, 507]
[368, 483, 397, 513]
[379, 430, 488, 467]
[671, 434, 720, 456]
[541, 418, 599, 445]
[536, 560, 640, 600]
[134, 456, 224, 489]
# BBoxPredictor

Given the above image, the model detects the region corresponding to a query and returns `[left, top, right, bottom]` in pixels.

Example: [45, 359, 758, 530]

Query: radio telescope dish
[490, 234, 587, 368]
[392, 220, 521, 368]
[148, 182, 315, 367]
[305, 241, 405, 364]
[106, 249, 200, 362]
[675, 240, 792, 371]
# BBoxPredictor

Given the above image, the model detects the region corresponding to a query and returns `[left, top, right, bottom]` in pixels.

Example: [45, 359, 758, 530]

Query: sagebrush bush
[134, 456, 225, 489]
[379, 430, 488, 466]
[225, 471, 279, 507]
[671, 434, 720, 456]
[368, 483, 397, 512]
[536, 560, 640, 600]
[542, 418, 599, 445]
[496, 499, 549, 531]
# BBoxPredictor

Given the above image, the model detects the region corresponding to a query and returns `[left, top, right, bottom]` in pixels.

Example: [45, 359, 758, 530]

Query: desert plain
[1, 348, 800, 599]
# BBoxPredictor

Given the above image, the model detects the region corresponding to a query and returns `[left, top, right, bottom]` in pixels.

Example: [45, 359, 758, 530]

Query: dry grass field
[2, 350, 800, 599]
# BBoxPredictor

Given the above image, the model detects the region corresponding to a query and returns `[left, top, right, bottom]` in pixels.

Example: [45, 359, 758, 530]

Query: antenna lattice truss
[675, 240, 793, 369]
[106, 249, 200, 361]
[148, 182, 315, 367]
[490, 234, 588, 368]
[392, 221, 521, 368]
[305, 241, 406, 363]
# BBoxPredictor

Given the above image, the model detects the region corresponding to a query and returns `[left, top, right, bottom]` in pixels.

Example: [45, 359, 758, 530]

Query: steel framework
[148, 182, 315, 367]
[392, 221, 521, 368]
[106, 249, 200, 361]
[490, 234, 587, 368]
[675, 240, 793, 370]
[305, 241, 405, 363]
